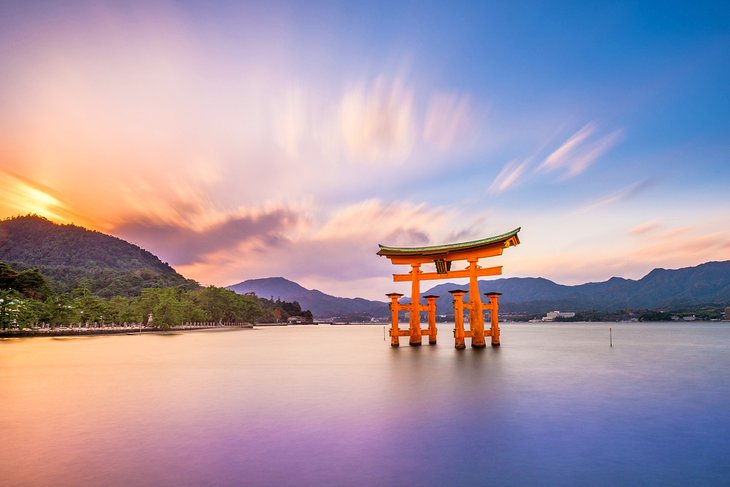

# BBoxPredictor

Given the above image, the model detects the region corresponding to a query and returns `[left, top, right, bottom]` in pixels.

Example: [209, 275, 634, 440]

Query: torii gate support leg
[424, 295, 438, 345]
[486, 292, 502, 347]
[386, 293, 403, 347]
[450, 290, 466, 350]
[409, 264, 422, 346]
[468, 259, 486, 348]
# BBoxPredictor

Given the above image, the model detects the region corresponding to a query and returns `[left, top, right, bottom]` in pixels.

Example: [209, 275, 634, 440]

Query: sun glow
[0, 172, 70, 223]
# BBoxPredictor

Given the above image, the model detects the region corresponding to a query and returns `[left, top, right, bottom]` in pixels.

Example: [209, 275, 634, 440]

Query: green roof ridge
[377, 227, 521, 254]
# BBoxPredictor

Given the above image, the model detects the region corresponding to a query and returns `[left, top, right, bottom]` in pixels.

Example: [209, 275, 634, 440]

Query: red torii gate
[377, 228, 521, 349]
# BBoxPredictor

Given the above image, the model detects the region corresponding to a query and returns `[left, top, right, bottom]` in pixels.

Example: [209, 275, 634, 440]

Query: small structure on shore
[541, 310, 576, 322]
[377, 228, 521, 348]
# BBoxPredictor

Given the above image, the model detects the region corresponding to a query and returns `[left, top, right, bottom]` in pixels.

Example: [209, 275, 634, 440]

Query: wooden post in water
[424, 295, 439, 345]
[468, 259, 486, 348]
[409, 264, 422, 346]
[486, 292, 502, 347]
[450, 290, 467, 350]
[386, 293, 404, 347]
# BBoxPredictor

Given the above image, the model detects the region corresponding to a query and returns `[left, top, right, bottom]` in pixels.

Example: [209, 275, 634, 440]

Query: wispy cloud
[629, 220, 661, 236]
[632, 228, 730, 263]
[489, 158, 531, 194]
[538, 122, 622, 179]
[574, 179, 654, 214]
[318, 199, 453, 243]
[540, 122, 596, 171]
[422, 92, 475, 151]
[339, 76, 416, 164]
[564, 131, 623, 179]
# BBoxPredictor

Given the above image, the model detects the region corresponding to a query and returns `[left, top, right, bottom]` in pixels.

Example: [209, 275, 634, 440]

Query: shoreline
[0, 324, 253, 339]
[0, 322, 384, 338]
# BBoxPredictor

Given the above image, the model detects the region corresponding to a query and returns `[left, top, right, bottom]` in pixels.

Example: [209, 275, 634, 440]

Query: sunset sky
[1, 1, 729, 299]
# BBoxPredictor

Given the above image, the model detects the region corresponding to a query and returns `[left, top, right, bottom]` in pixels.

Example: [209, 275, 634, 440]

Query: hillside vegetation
[0, 215, 196, 296]
[0, 216, 313, 328]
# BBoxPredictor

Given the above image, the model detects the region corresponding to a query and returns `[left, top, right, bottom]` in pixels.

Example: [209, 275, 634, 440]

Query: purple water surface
[2, 323, 729, 486]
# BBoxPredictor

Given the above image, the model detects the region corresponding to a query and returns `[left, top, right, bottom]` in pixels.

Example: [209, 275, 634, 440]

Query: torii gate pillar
[468, 259, 486, 348]
[449, 290, 467, 349]
[486, 292, 502, 347]
[409, 264, 422, 346]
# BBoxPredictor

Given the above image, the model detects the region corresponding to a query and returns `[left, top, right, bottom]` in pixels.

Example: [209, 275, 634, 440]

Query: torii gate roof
[377, 227, 521, 259]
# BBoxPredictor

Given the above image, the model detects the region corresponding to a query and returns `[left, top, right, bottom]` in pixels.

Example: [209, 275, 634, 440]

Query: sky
[1, 1, 729, 300]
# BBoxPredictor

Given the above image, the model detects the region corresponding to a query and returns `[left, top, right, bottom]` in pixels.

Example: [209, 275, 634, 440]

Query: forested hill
[0, 215, 195, 296]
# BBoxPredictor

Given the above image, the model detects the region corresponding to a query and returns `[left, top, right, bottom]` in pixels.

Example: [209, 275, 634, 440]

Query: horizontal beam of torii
[392, 265, 502, 282]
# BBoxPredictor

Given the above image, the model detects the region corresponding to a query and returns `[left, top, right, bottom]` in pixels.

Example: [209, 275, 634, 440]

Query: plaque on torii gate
[377, 228, 521, 349]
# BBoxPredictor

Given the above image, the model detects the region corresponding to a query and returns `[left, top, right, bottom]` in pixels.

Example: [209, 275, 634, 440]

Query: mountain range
[419, 260, 730, 314]
[227, 277, 386, 319]
[228, 261, 730, 318]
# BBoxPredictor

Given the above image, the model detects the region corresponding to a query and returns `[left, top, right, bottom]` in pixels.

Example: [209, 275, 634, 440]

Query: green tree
[73, 286, 107, 325]
[106, 296, 139, 324]
[192, 286, 263, 323]
[0, 262, 51, 300]
[16, 298, 44, 328]
[0, 262, 17, 288]
[14, 268, 51, 300]
[152, 288, 186, 328]
[43, 294, 75, 326]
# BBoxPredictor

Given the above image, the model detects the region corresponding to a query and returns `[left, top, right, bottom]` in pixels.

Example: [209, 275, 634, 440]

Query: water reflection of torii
[377, 228, 521, 349]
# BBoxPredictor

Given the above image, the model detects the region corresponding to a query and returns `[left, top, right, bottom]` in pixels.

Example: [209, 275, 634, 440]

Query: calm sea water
[2, 323, 730, 487]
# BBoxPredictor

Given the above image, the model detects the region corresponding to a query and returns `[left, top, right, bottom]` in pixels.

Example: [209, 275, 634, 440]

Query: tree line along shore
[1, 261, 313, 332]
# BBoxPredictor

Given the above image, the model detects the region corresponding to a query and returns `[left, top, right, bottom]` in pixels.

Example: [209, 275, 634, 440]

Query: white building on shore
[542, 311, 576, 322]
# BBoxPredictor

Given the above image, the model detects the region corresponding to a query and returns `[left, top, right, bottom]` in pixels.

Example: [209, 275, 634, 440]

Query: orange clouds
[0, 171, 92, 226]
[629, 220, 661, 235]
[113, 207, 298, 266]
[318, 199, 451, 241]
[161, 198, 494, 296]
[632, 226, 730, 264]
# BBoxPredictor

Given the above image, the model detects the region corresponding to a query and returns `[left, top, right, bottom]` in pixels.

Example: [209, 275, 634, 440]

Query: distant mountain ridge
[227, 277, 388, 319]
[0, 215, 195, 296]
[421, 261, 730, 313]
[230, 261, 730, 318]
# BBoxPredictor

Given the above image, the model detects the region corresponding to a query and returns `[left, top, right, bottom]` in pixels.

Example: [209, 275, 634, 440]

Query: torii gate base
[387, 293, 440, 347]
[388, 291, 502, 348]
